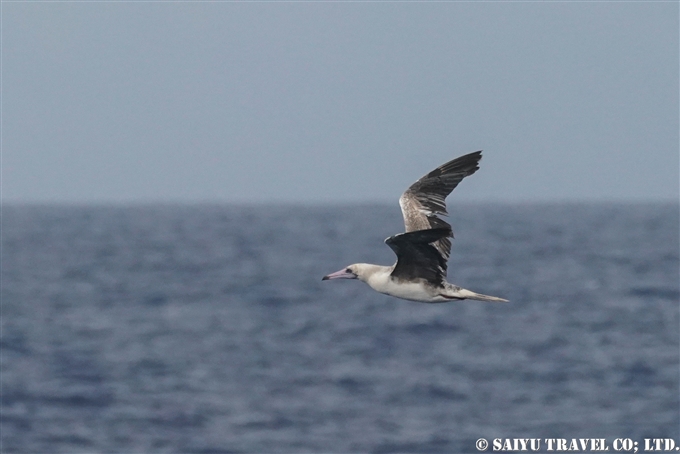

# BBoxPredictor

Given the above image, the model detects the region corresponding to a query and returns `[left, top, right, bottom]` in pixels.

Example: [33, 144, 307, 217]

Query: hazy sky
[4, 2, 678, 204]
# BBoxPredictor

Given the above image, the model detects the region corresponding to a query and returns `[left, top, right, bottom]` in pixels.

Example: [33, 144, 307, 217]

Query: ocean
[2, 203, 678, 453]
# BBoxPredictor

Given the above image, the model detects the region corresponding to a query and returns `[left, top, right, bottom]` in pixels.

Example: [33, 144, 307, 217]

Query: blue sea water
[1, 203, 678, 453]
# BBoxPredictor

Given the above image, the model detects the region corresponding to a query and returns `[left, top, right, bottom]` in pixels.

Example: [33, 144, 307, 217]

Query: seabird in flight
[322, 151, 508, 303]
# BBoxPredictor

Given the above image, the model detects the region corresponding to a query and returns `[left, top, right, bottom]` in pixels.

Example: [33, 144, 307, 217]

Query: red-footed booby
[322, 151, 508, 303]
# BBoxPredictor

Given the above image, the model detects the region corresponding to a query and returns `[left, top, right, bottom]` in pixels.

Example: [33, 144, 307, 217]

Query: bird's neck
[355, 264, 393, 290]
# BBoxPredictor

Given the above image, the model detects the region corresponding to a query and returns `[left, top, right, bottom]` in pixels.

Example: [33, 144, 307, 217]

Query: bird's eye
[346, 268, 352, 274]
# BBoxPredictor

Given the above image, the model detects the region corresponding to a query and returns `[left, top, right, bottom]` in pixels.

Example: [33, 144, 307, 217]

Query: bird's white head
[322, 264, 360, 281]
[322, 263, 387, 283]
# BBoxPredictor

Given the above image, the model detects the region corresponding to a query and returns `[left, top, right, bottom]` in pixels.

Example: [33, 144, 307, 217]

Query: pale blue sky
[3, 2, 678, 204]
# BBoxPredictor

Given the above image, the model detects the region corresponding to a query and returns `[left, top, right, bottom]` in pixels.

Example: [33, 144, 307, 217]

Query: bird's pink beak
[322, 268, 357, 281]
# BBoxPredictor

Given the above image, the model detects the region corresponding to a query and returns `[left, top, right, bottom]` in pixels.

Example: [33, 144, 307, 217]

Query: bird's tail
[453, 288, 509, 303]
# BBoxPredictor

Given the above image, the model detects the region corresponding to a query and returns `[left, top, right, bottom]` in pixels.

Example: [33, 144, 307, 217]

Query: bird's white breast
[365, 271, 437, 302]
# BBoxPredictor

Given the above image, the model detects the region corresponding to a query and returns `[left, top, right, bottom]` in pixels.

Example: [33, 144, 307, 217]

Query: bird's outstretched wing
[398, 151, 482, 261]
[385, 228, 451, 284]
